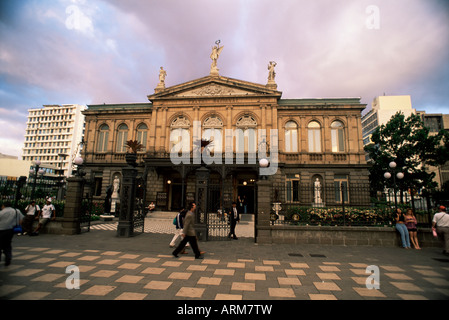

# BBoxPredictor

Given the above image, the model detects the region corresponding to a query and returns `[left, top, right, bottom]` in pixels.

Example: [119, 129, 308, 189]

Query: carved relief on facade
[174, 83, 252, 97]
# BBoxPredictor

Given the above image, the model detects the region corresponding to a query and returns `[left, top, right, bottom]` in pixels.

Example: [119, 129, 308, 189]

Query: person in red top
[405, 208, 420, 249]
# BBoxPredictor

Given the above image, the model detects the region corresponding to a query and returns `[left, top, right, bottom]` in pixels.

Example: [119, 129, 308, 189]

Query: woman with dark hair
[394, 208, 411, 249]
[405, 208, 420, 249]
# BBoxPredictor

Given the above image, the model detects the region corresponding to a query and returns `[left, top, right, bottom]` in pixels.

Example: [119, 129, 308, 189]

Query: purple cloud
[1, 0, 448, 157]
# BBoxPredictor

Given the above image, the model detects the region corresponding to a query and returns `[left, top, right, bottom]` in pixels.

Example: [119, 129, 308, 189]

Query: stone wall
[257, 225, 442, 248]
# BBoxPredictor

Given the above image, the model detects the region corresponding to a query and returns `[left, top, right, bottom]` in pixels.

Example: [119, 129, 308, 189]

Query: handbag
[13, 209, 22, 234]
[432, 228, 438, 238]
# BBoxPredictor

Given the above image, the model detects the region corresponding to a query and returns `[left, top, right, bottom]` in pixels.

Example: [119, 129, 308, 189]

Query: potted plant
[124, 140, 143, 166]
[193, 138, 212, 166]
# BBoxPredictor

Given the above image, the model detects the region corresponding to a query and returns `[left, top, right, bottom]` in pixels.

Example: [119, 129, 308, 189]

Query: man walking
[0, 201, 24, 266]
[433, 205, 449, 255]
[172, 202, 203, 259]
[228, 201, 240, 239]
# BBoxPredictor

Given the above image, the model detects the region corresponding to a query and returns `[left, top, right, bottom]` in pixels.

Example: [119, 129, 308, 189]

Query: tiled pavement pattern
[1, 226, 449, 300]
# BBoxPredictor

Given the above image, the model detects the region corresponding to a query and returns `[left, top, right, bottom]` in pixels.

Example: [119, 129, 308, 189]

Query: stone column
[117, 161, 138, 237]
[256, 179, 272, 243]
[195, 166, 209, 241]
[61, 177, 84, 235]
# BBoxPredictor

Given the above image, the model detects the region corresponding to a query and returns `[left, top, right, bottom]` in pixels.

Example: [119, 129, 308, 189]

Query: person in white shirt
[0, 201, 24, 266]
[22, 200, 40, 235]
[31, 198, 55, 236]
[432, 205, 449, 255]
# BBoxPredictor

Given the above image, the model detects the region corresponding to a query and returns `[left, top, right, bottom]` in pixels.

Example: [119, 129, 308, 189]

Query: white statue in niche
[112, 176, 120, 199]
[314, 178, 322, 205]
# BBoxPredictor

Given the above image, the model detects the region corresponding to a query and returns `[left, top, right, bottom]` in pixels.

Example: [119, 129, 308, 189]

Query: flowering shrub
[285, 206, 395, 226]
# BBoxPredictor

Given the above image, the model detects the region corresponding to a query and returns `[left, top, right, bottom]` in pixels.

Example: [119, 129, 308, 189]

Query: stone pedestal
[256, 180, 272, 243]
[195, 166, 209, 241]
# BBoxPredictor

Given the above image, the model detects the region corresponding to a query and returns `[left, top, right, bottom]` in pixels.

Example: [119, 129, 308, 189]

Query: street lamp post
[384, 161, 404, 210]
[73, 156, 85, 177]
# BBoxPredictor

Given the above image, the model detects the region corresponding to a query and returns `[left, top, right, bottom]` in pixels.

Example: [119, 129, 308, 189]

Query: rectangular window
[334, 175, 349, 203]
[286, 174, 300, 202]
[285, 129, 298, 152]
[308, 129, 321, 152]
[136, 131, 147, 151]
[331, 129, 345, 152]
[94, 175, 103, 197]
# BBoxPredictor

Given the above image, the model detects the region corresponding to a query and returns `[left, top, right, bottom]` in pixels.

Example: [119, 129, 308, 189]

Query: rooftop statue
[210, 40, 224, 76]
[267, 61, 277, 89]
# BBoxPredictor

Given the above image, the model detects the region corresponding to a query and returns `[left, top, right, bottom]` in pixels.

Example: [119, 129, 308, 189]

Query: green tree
[365, 112, 448, 198]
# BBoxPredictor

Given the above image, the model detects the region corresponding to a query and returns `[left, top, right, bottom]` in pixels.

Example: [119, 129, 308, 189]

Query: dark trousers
[173, 235, 201, 258]
[22, 215, 35, 233]
[229, 220, 237, 238]
[0, 229, 14, 263]
[436, 226, 449, 253]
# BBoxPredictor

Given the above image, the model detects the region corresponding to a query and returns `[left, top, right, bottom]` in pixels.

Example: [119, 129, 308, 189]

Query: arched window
[170, 115, 190, 153]
[116, 123, 128, 153]
[136, 123, 148, 151]
[307, 121, 321, 152]
[236, 115, 257, 153]
[331, 121, 345, 152]
[96, 124, 109, 152]
[203, 115, 223, 152]
[284, 121, 298, 152]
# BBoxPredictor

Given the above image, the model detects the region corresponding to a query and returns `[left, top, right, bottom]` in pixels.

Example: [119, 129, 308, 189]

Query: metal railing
[268, 183, 439, 227]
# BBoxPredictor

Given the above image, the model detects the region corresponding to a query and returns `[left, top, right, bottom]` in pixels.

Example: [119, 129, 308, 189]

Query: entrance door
[171, 184, 182, 211]
[237, 186, 255, 213]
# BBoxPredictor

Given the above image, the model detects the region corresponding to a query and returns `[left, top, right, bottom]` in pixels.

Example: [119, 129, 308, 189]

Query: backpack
[173, 215, 178, 226]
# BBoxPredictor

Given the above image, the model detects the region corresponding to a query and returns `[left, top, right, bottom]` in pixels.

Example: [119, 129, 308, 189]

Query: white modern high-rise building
[361, 95, 416, 159]
[22, 104, 86, 177]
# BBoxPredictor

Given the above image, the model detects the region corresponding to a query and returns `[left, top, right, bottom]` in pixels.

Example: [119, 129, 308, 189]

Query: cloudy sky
[1, 0, 448, 158]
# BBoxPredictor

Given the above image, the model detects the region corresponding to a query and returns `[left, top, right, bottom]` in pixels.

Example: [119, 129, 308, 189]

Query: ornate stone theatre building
[82, 46, 370, 213]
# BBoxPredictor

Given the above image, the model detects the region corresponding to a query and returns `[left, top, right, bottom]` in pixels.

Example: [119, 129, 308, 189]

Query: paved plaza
[1, 215, 449, 303]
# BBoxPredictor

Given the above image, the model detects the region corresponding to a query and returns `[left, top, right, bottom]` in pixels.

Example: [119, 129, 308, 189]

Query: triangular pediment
[148, 75, 281, 101]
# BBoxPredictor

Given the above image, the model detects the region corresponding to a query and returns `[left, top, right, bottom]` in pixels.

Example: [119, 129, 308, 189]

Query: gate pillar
[117, 166, 138, 237]
[256, 179, 272, 243]
[195, 166, 209, 241]
[61, 176, 84, 235]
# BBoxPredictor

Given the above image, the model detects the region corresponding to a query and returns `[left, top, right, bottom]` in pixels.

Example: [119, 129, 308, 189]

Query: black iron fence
[269, 183, 443, 227]
[0, 179, 64, 203]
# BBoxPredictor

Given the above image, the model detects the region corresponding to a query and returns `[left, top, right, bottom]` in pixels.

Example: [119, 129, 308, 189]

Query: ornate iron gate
[206, 182, 230, 241]
[79, 180, 92, 233]
[133, 197, 145, 235]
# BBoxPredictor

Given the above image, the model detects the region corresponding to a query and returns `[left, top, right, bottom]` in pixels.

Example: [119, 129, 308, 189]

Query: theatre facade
[82, 59, 370, 214]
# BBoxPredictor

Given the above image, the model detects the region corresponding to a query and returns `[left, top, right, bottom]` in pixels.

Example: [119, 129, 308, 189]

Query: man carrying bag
[0, 201, 24, 266]
[432, 206, 449, 256]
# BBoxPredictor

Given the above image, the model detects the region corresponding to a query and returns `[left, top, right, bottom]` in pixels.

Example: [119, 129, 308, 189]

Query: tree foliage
[365, 112, 448, 194]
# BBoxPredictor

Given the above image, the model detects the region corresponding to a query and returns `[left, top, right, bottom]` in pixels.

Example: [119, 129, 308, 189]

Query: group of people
[394, 207, 422, 249]
[0, 198, 56, 266]
[394, 205, 449, 254]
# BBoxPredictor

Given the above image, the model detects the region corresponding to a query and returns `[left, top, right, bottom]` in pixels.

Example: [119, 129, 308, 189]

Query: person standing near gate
[172, 202, 203, 259]
[228, 201, 240, 240]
